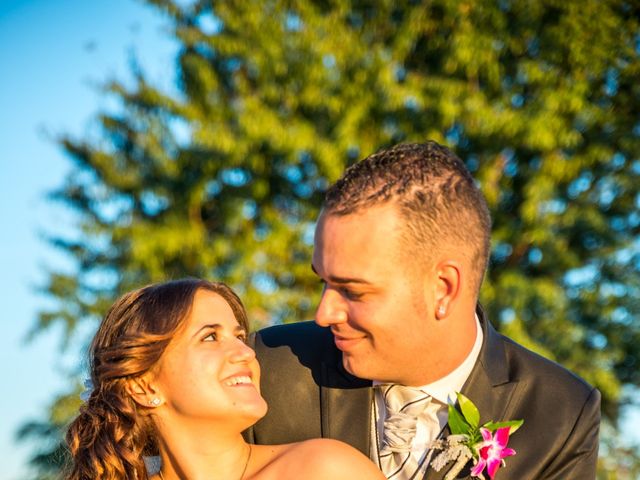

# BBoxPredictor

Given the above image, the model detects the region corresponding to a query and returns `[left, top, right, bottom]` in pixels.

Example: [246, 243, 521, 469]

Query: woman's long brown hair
[64, 278, 248, 480]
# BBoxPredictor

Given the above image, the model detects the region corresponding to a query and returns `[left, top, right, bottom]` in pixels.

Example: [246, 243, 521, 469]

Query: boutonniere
[430, 392, 523, 480]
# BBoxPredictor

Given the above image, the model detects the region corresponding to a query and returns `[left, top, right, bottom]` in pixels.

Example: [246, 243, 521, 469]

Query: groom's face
[312, 202, 442, 386]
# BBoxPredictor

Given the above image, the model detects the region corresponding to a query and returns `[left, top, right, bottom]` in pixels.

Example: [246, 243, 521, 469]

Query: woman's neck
[154, 417, 252, 480]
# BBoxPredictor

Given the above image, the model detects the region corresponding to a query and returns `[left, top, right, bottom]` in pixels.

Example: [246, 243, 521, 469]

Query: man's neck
[420, 314, 483, 403]
[379, 312, 482, 387]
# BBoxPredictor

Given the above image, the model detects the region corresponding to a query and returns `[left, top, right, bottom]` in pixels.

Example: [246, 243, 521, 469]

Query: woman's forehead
[185, 290, 240, 330]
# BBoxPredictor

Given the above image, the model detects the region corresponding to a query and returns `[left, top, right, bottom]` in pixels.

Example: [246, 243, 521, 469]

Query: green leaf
[483, 419, 524, 434]
[456, 392, 480, 428]
[448, 403, 471, 435]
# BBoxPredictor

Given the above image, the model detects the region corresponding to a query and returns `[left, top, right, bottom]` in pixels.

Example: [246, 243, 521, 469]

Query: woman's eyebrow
[192, 323, 221, 338]
[192, 323, 246, 338]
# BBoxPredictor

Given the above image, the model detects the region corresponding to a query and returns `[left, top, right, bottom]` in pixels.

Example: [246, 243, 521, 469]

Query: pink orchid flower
[470, 426, 516, 479]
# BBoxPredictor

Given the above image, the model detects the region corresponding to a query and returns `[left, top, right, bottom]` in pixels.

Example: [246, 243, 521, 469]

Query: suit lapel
[422, 307, 519, 480]
[320, 360, 373, 456]
[420, 423, 453, 480]
[461, 308, 519, 424]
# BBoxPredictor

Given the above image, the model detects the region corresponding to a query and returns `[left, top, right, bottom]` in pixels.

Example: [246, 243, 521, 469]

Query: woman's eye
[237, 333, 248, 343]
[202, 332, 217, 342]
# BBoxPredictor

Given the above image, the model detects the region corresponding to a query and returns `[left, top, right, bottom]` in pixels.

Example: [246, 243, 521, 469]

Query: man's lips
[332, 332, 366, 351]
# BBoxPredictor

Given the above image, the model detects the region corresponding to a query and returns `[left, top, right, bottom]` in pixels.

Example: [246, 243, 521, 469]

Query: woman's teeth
[225, 376, 252, 386]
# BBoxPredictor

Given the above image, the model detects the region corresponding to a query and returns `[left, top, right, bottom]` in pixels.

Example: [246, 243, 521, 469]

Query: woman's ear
[126, 375, 164, 408]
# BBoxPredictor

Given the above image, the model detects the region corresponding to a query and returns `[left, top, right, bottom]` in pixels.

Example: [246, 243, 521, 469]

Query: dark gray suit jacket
[245, 309, 600, 479]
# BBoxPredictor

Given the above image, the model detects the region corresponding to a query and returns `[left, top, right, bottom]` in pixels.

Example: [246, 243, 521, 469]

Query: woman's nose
[228, 337, 256, 363]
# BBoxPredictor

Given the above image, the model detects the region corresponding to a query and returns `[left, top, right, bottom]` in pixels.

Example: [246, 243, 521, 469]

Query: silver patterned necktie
[378, 384, 432, 480]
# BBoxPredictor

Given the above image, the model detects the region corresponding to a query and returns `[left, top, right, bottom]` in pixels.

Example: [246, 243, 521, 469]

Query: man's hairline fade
[320, 141, 492, 296]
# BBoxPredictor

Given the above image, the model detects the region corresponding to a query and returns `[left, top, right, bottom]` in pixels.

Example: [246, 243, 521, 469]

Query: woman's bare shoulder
[279, 438, 385, 479]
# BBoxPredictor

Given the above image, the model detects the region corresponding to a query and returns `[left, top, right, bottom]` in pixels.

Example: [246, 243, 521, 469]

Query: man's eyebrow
[310, 263, 372, 285]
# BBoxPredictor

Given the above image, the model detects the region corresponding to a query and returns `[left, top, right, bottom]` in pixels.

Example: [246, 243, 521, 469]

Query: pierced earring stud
[437, 306, 446, 317]
[148, 398, 161, 406]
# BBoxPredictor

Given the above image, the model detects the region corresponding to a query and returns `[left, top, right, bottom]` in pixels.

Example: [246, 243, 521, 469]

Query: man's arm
[245, 322, 327, 445]
[539, 386, 601, 479]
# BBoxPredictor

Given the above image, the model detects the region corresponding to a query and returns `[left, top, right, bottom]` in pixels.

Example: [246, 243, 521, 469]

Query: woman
[65, 278, 384, 480]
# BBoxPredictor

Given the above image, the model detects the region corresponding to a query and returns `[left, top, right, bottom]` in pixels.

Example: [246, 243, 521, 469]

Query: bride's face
[151, 289, 267, 425]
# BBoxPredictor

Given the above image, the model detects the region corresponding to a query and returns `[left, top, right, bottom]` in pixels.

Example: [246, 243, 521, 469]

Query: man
[245, 142, 600, 479]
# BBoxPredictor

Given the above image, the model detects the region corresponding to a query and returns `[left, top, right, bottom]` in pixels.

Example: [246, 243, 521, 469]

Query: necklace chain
[158, 443, 252, 480]
[239, 443, 253, 480]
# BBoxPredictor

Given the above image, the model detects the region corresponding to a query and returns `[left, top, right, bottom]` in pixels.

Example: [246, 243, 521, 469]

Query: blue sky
[0, 1, 175, 477]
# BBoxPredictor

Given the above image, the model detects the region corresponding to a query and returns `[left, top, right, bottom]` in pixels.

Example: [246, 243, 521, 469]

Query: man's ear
[434, 260, 462, 319]
[125, 374, 163, 408]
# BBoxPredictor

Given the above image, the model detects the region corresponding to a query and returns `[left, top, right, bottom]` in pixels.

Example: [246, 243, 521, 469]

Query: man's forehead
[313, 206, 408, 272]
[317, 203, 402, 228]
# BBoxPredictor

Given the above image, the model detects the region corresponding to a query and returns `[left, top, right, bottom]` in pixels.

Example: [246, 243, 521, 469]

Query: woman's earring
[148, 398, 161, 406]
[437, 305, 446, 317]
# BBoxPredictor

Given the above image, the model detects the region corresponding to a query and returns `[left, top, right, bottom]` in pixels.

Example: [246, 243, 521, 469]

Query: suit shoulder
[256, 320, 331, 346]
[251, 321, 339, 368]
[499, 332, 597, 400]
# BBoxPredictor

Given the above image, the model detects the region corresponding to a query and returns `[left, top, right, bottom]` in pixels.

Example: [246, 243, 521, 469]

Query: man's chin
[342, 356, 374, 380]
[342, 355, 405, 383]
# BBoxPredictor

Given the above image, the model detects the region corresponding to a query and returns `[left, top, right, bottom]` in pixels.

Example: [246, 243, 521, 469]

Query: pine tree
[24, 1, 640, 477]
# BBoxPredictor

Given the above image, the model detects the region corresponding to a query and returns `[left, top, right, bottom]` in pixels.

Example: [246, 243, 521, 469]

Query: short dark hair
[324, 141, 491, 293]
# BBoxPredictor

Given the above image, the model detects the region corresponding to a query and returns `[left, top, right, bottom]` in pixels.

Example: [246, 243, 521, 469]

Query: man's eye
[237, 333, 248, 343]
[341, 288, 362, 300]
[202, 332, 217, 342]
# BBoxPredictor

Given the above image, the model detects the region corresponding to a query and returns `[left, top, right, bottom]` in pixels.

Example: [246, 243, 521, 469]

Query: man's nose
[315, 288, 348, 327]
